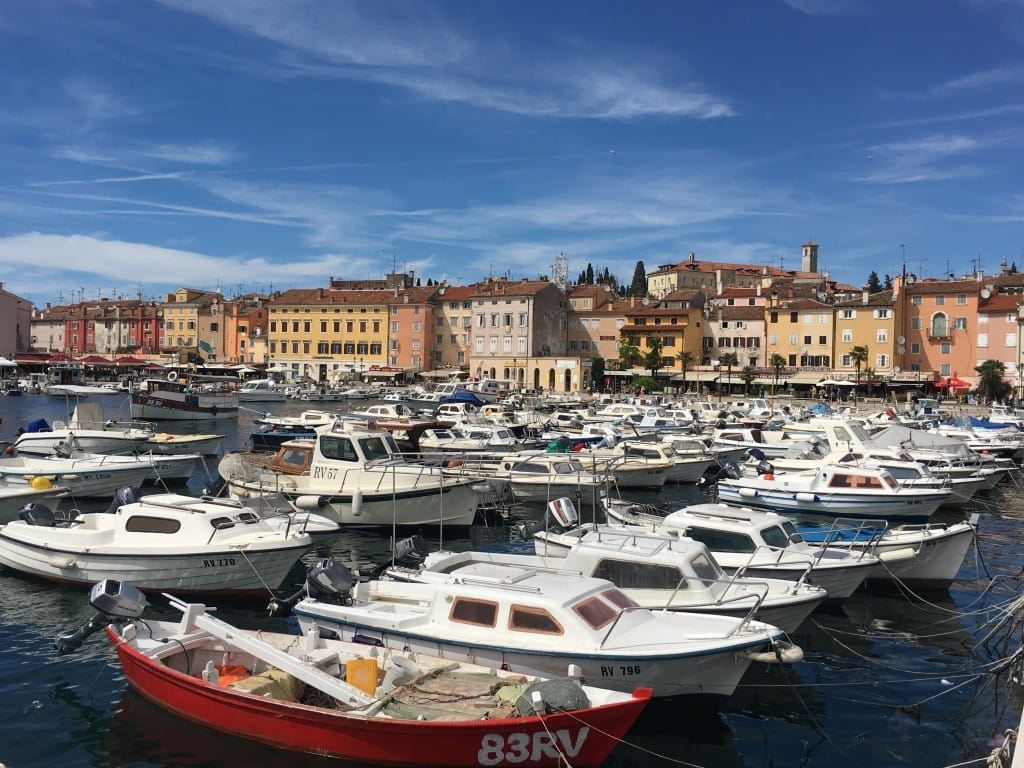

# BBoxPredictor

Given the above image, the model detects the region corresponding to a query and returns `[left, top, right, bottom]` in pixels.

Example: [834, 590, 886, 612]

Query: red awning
[937, 376, 971, 389]
[77, 355, 113, 364]
[113, 355, 147, 365]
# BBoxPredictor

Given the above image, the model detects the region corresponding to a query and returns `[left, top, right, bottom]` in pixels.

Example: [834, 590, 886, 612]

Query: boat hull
[716, 485, 947, 522]
[0, 464, 153, 497]
[110, 629, 649, 768]
[0, 534, 308, 594]
[14, 433, 152, 457]
[293, 608, 779, 703]
[131, 393, 239, 421]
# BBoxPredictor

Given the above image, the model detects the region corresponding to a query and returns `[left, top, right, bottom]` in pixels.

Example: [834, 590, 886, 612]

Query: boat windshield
[690, 552, 724, 586]
[779, 521, 804, 545]
[762, 525, 795, 549]
[358, 435, 392, 461]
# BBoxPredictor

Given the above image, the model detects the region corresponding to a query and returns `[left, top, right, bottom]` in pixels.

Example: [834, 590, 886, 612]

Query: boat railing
[799, 519, 889, 559]
[665, 575, 768, 632]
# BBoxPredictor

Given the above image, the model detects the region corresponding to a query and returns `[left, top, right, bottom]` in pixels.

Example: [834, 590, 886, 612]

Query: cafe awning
[672, 371, 719, 383]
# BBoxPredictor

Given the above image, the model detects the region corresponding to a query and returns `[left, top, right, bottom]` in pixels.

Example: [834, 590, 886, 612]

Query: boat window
[780, 521, 804, 544]
[828, 473, 853, 488]
[124, 515, 181, 534]
[509, 605, 563, 635]
[278, 448, 310, 469]
[854, 475, 883, 489]
[690, 552, 724, 586]
[593, 559, 685, 590]
[601, 588, 638, 610]
[450, 598, 498, 627]
[572, 595, 618, 629]
[358, 436, 390, 461]
[761, 525, 792, 549]
[513, 461, 547, 474]
[320, 437, 359, 462]
[685, 527, 757, 553]
[834, 426, 852, 443]
[882, 473, 900, 489]
[883, 466, 917, 479]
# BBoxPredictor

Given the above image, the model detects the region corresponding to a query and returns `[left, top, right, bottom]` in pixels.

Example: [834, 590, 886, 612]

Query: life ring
[167, 370, 178, 382]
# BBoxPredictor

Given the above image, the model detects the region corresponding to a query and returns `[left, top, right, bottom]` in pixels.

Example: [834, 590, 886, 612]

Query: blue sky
[2, 0, 1024, 308]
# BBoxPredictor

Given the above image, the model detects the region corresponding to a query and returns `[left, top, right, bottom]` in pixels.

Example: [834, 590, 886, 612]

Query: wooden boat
[219, 422, 486, 527]
[0, 492, 314, 594]
[276, 557, 802, 704]
[130, 377, 239, 421]
[57, 581, 651, 768]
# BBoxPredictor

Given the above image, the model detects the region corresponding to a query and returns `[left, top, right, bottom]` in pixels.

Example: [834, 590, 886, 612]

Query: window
[721, 321, 729, 329]
[572, 596, 618, 629]
[876, 329, 888, 342]
[790, 312, 798, 323]
[911, 317, 921, 330]
[978, 333, 988, 348]
[768, 334, 777, 345]
[770, 311, 778, 324]
[1009, 313, 1018, 324]
[518, 312, 528, 327]
[840, 354, 852, 366]
[840, 309, 855, 319]
[803, 314, 813, 325]
[1007, 333, 1018, 348]
[873, 309, 891, 319]
[910, 342, 921, 353]
[803, 335, 812, 345]
[935, 295, 945, 305]
[979, 314, 988, 324]
[841, 329, 853, 343]
[450, 599, 498, 627]
[930, 313, 948, 337]
[789, 334, 798, 345]
[912, 296, 922, 306]
[876, 353, 889, 367]
[819, 335, 827, 345]
[940, 342, 951, 354]
[509, 605, 563, 635]
[940, 362, 951, 376]
[957, 294, 967, 305]
[953, 317, 967, 330]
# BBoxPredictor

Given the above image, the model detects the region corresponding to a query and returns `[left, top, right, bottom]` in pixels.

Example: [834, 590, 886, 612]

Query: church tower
[801, 241, 819, 273]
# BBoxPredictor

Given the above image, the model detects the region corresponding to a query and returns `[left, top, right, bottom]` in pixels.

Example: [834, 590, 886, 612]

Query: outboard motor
[366, 535, 432, 579]
[544, 497, 579, 533]
[268, 558, 356, 617]
[56, 580, 146, 655]
[20, 503, 56, 527]
[755, 460, 775, 476]
[699, 461, 742, 486]
[105, 485, 143, 514]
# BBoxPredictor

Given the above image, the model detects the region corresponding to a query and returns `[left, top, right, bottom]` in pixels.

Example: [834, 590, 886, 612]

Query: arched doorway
[563, 369, 572, 392]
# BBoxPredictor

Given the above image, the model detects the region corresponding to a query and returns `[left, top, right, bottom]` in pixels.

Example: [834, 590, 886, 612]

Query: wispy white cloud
[930, 65, 1024, 95]
[782, 0, 864, 15]
[849, 131, 1012, 184]
[154, 0, 732, 120]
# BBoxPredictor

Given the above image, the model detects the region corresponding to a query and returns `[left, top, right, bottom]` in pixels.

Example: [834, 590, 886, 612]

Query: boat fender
[748, 640, 804, 665]
[738, 487, 758, 498]
[877, 546, 918, 563]
[794, 492, 819, 503]
[167, 370, 178, 382]
[30, 475, 53, 491]
[295, 495, 328, 510]
[352, 488, 363, 516]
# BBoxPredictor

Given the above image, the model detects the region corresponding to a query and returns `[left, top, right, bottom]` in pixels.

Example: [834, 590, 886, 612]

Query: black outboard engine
[268, 558, 356, 617]
[105, 485, 143, 514]
[56, 580, 147, 655]
[699, 461, 742, 486]
[20, 503, 56, 527]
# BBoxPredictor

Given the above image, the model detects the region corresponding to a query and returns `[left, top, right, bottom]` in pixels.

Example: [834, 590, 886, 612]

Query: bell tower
[801, 241, 819, 273]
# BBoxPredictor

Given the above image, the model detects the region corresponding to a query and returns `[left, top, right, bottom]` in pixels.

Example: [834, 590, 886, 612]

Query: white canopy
[0, 356, 15, 367]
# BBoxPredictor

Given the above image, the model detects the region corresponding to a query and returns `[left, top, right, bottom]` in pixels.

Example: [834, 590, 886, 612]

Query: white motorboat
[0, 494, 314, 593]
[613, 439, 717, 484]
[237, 379, 287, 403]
[602, 499, 881, 600]
[387, 501, 826, 633]
[716, 463, 951, 522]
[483, 451, 609, 506]
[418, 424, 523, 454]
[219, 422, 487, 527]
[796, 516, 978, 588]
[274, 557, 802, 703]
[63, 450, 204, 484]
[710, 427, 791, 459]
[13, 403, 154, 457]
[0, 453, 155, 497]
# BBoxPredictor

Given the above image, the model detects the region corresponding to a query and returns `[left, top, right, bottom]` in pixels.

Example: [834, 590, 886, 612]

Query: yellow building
[832, 288, 901, 384]
[765, 298, 835, 386]
[619, 305, 703, 375]
[266, 288, 391, 383]
[161, 288, 220, 359]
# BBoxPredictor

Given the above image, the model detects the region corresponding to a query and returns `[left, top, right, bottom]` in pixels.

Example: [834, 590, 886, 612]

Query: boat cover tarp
[26, 418, 51, 433]
[439, 391, 486, 406]
[867, 424, 975, 458]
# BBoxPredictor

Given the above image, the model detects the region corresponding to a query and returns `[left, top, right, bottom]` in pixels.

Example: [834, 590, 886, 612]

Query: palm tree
[719, 351, 739, 402]
[740, 364, 756, 395]
[643, 336, 664, 382]
[976, 359, 1011, 403]
[862, 367, 876, 398]
[849, 345, 869, 405]
[679, 351, 694, 393]
[769, 353, 787, 402]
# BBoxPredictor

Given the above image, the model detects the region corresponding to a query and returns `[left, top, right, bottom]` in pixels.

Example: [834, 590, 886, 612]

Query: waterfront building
[0, 282, 31, 359]
[431, 284, 476, 371]
[903, 278, 982, 387]
[832, 285, 902, 387]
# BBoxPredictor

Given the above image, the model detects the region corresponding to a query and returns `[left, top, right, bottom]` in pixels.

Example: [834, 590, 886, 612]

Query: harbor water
[1, 393, 1022, 767]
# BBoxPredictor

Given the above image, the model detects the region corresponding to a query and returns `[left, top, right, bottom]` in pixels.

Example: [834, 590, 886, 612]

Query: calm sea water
[1, 393, 1022, 768]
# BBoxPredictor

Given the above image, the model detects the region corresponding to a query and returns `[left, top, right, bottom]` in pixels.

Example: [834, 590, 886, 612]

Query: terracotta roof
[472, 278, 554, 298]
[435, 284, 478, 300]
[834, 290, 895, 308]
[660, 289, 703, 302]
[718, 306, 765, 321]
[905, 279, 980, 294]
[783, 299, 833, 311]
[270, 288, 397, 305]
[979, 292, 1021, 312]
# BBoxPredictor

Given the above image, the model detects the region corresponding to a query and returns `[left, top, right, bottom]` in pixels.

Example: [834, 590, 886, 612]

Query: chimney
[688, 251, 696, 264]
[862, 286, 870, 304]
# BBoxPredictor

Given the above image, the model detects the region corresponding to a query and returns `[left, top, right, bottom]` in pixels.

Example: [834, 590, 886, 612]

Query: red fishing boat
[58, 580, 650, 767]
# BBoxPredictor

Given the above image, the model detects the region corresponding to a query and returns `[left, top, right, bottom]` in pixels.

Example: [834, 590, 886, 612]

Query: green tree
[862, 367, 876, 397]
[740, 364, 756, 395]
[850, 345, 869, 404]
[719, 351, 739, 401]
[679, 350, 694, 393]
[975, 360, 1011, 403]
[643, 336, 664, 380]
[586, 263, 595, 285]
[866, 271, 882, 293]
[883, 274, 893, 290]
[618, 335, 642, 369]
[628, 260, 647, 296]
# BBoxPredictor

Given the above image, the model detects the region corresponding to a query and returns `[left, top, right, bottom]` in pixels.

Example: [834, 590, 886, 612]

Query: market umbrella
[835, 380, 857, 387]
[818, 378, 842, 386]
[947, 376, 971, 389]
[0, 356, 15, 367]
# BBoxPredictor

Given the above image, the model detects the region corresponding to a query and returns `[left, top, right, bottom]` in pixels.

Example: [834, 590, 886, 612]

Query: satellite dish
[897, 346, 905, 355]
[897, 336, 905, 345]
[894, 366, 901, 374]
[906, 274, 916, 284]
[981, 288, 991, 299]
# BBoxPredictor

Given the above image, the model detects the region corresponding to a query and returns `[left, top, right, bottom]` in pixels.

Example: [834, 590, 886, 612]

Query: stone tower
[801, 242, 819, 273]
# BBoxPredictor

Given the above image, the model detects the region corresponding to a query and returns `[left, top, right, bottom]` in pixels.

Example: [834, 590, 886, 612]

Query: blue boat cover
[26, 418, 51, 433]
